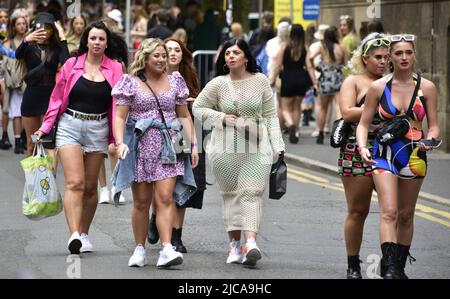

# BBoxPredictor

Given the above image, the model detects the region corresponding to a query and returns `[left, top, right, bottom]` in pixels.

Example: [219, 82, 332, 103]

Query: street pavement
[0, 121, 449, 279]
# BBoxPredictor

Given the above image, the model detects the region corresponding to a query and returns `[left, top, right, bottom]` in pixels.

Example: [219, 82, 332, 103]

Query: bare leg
[80, 153, 104, 234]
[342, 176, 373, 256]
[373, 173, 399, 243]
[58, 145, 85, 234]
[154, 177, 177, 246]
[131, 182, 153, 245]
[397, 178, 423, 245]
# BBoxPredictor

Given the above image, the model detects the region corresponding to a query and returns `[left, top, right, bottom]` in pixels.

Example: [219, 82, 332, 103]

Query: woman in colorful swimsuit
[338, 33, 389, 279]
[356, 34, 440, 279]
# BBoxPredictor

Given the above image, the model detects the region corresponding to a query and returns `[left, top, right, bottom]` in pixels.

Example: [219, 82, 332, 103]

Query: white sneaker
[311, 130, 319, 137]
[111, 187, 126, 205]
[242, 240, 262, 266]
[226, 240, 242, 264]
[67, 232, 82, 254]
[157, 244, 183, 267]
[80, 233, 94, 253]
[99, 187, 110, 204]
[128, 245, 147, 267]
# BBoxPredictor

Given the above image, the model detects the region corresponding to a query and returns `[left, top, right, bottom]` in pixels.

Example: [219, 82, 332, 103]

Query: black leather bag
[330, 96, 366, 148]
[269, 154, 287, 200]
[330, 118, 352, 148]
[374, 116, 410, 145]
[23, 60, 45, 86]
[374, 75, 421, 145]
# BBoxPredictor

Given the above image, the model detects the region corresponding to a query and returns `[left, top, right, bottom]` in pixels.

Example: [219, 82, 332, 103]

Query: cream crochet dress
[193, 73, 285, 233]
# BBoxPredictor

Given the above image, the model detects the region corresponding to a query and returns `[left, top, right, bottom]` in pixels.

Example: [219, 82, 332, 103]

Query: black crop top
[68, 76, 112, 114]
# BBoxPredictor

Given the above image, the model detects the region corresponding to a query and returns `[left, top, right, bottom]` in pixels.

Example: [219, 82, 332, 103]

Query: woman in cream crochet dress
[193, 39, 285, 267]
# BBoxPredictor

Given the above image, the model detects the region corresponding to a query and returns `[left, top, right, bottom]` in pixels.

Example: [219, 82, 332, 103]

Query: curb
[285, 152, 450, 208]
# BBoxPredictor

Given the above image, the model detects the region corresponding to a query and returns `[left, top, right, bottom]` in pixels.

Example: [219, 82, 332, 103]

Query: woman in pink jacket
[35, 21, 123, 254]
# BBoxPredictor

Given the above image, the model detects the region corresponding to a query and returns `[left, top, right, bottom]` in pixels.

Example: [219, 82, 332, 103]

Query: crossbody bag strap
[405, 74, 421, 118]
[139, 74, 170, 131]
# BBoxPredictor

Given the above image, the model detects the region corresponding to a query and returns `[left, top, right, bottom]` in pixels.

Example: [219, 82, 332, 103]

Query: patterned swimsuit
[372, 75, 428, 179]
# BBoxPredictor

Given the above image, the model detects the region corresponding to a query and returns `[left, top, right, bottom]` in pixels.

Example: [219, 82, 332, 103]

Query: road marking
[415, 212, 450, 228]
[287, 169, 450, 228]
[287, 168, 330, 183]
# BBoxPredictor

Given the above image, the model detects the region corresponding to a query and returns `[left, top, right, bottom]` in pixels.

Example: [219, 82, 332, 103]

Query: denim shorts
[56, 112, 109, 154]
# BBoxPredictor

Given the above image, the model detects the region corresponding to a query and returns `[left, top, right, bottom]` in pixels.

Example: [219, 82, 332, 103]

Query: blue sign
[303, 0, 320, 21]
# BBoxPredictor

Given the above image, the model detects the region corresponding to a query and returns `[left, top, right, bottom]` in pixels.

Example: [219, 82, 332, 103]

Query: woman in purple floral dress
[112, 38, 198, 268]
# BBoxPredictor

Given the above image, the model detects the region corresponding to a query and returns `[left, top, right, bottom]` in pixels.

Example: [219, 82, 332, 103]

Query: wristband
[191, 142, 198, 149]
[24, 36, 28, 43]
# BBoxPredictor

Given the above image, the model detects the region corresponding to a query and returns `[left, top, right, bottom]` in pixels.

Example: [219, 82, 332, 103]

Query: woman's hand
[54, 21, 66, 41]
[223, 114, 238, 127]
[26, 28, 47, 43]
[358, 147, 376, 165]
[33, 130, 45, 140]
[116, 143, 130, 160]
[191, 147, 199, 168]
[417, 142, 432, 152]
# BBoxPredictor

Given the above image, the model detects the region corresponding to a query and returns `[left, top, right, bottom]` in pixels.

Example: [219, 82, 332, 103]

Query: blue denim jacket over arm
[111, 117, 196, 206]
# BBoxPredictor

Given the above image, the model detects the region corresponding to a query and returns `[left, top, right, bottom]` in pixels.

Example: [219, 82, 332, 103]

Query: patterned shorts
[338, 137, 374, 177]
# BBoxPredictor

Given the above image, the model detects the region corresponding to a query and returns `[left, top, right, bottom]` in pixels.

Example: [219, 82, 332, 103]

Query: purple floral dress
[112, 72, 189, 183]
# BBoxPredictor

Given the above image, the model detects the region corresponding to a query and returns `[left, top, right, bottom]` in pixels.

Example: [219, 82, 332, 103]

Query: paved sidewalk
[283, 121, 450, 207]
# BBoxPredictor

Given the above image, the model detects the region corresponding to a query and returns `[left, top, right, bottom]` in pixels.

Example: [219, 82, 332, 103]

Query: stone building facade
[320, 0, 450, 152]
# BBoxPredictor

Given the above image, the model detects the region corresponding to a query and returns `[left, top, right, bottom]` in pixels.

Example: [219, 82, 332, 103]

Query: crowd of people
[0, 1, 440, 278]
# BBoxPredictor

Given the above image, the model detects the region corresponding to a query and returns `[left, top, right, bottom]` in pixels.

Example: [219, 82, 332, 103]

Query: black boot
[316, 131, 324, 144]
[381, 242, 401, 279]
[14, 137, 24, 154]
[302, 110, 309, 127]
[171, 228, 187, 253]
[20, 129, 27, 151]
[289, 125, 298, 144]
[347, 255, 362, 279]
[147, 213, 159, 244]
[0, 132, 12, 150]
[398, 244, 416, 279]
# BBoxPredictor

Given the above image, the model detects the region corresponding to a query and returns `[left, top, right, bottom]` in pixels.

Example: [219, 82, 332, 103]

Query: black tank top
[68, 76, 112, 114]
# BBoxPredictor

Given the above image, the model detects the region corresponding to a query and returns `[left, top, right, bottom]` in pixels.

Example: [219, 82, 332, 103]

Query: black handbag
[374, 75, 421, 145]
[269, 153, 287, 200]
[330, 118, 352, 148]
[330, 97, 366, 148]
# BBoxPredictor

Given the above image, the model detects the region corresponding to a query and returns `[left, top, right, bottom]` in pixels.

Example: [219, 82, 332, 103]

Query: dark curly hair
[215, 38, 261, 77]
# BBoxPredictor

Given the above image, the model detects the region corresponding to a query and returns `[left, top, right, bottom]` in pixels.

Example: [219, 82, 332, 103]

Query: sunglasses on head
[390, 34, 415, 42]
[363, 38, 390, 55]
[340, 15, 351, 20]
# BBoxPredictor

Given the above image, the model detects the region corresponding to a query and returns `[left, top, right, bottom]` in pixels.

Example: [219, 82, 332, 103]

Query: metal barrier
[193, 50, 217, 89]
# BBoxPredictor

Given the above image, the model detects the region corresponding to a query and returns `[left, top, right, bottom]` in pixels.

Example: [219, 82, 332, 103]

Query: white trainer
[157, 244, 183, 267]
[67, 232, 82, 254]
[99, 186, 110, 204]
[242, 241, 262, 266]
[128, 245, 147, 267]
[80, 233, 94, 253]
[226, 240, 242, 264]
[311, 130, 320, 137]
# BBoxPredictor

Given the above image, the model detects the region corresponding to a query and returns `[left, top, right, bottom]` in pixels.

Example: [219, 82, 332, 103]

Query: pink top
[39, 53, 123, 144]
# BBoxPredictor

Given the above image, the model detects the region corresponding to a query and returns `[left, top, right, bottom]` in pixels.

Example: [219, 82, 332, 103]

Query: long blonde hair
[129, 38, 167, 76]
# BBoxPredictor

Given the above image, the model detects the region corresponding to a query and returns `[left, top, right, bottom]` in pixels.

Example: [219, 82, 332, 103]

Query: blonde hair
[129, 38, 167, 76]
[349, 32, 389, 75]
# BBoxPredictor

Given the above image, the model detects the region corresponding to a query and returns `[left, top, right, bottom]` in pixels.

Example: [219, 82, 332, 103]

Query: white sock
[230, 239, 241, 248]
[246, 238, 256, 244]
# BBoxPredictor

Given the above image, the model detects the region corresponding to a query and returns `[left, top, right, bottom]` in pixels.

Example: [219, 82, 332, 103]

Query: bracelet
[191, 142, 198, 149]
[24, 36, 28, 43]
[357, 146, 367, 153]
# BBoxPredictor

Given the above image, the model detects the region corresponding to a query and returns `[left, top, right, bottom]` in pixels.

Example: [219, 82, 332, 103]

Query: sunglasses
[390, 34, 415, 42]
[363, 38, 391, 55]
[340, 15, 351, 20]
